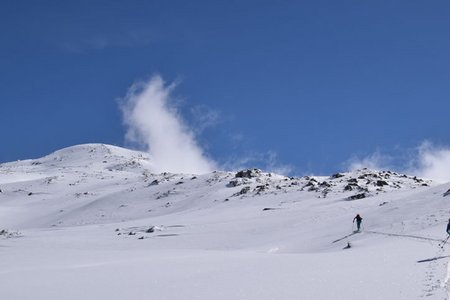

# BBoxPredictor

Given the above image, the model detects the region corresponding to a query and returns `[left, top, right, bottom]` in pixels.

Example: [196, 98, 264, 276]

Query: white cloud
[411, 142, 450, 183]
[61, 29, 154, 53]
[120, 75, 216, 174]
[189, 105, 221, 134]
[221, 150, 294, 176]
[345, 142, 450, 183]
[346, 151, 391, 172]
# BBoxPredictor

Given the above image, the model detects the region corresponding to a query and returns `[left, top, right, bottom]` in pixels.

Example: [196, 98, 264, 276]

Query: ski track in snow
[421, 246, 443, 298]
[418, 232, 450, 299]
[441, 258, 450, 299]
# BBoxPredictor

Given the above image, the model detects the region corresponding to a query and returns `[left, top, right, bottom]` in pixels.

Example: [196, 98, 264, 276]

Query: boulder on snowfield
[348, 193, 367, 200]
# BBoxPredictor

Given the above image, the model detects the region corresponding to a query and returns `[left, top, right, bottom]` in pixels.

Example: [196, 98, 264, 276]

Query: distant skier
[353, 214, 363, 232]
[447, 218, 450, 235]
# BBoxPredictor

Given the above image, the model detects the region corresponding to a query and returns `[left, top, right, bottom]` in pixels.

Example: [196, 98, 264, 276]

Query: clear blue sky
[1, 1, 450, 175]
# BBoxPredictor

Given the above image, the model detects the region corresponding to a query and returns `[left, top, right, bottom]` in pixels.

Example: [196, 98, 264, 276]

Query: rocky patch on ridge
[225, 168, 432, 200]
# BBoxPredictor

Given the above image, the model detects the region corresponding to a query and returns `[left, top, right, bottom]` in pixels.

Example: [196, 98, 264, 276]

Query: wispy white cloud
[221, 150, 294, 176]
[265, 151, 295, 175]
[346, 151, 392, 172]
[409, 141, 450, 183]
[345, 141, 450, 183]
[60, 28, 154, 53]
[120, 74, 216, 174]
[189, 105, 221, 134]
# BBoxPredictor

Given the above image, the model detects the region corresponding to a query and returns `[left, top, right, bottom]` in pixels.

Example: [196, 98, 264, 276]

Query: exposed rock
[330, 173, 345, 179]
[348, 193, 366, 200]
[227, 180, 238, 187]
[304, 177, 317, 183]
[344, 184, 355, 191]
[322, 188, 331, 197]
[235, 169, 261, 179]
[376, 180, 388, 187]
[444, 189, 450, 197]
[227, 178, 250, 187]
[149, 179, 159, 186]
[233, 186, 251, 196]
[255, 184, 269, 194]
[319, 181, 331, 188]
[304, 180, 317, 188]
[413, 176, 423, 183]
[0, 230, 21, 238]
[308, 186, 318, 192]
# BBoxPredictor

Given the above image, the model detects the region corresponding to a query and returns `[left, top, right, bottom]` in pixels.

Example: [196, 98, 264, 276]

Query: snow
[0, 143, 449, 299]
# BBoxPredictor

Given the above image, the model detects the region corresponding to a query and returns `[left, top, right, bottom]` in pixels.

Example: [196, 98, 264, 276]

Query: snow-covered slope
[0, 144, 449, 299]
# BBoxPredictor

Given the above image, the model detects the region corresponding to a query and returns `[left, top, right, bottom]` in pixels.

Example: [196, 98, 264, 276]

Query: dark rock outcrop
[233, 186, 251, 196]
[348, 193, 366, 200]
[330, 173, 345, 179]
[235, 169, 261, 179]
[376, 180, 388, 187]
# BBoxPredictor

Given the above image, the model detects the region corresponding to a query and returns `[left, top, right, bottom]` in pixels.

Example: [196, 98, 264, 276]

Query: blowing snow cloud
[346, 142, 450, 183]
[412, 142, 450, 183]
[121, 75, 216, 174]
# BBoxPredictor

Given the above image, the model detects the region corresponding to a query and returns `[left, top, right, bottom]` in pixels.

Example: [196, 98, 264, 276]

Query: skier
[439, 219, 450, 248]
[353, 214, 363, 232]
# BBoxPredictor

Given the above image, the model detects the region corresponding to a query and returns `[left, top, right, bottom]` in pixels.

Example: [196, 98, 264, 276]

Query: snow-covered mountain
[0, 144, 449, 299]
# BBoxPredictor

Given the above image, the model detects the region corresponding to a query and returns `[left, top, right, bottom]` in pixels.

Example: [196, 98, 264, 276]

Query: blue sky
[1, 1, 450, 176]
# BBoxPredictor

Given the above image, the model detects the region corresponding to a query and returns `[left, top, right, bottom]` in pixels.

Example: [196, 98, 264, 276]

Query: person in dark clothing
[353, 214, 363, 232]
[447, 218, 450, 235]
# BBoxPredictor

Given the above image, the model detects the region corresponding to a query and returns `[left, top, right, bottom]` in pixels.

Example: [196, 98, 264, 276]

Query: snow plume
[346, 142, 450, 183]
[346, 151, 391, 172]
[121, 75, 216, 174]
[221, 151, 294, 176]
[411, 142, 450, 183]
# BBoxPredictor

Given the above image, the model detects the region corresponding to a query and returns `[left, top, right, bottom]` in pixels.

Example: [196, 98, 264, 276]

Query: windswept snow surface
[0, 144, 449, 299]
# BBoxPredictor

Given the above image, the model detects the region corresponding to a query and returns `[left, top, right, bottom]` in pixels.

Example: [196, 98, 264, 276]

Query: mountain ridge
[1, 143, 450, 299]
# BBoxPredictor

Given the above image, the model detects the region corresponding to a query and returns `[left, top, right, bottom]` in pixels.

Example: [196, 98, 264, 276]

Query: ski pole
[439, 235, 448, 247]
[439, 235, 450, 248]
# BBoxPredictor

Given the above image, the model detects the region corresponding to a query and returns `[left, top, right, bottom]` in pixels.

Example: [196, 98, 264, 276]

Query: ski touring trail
[364, 230, 443, 243]
[442, 260, 450, 299]
[331, 231, 360, 244]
